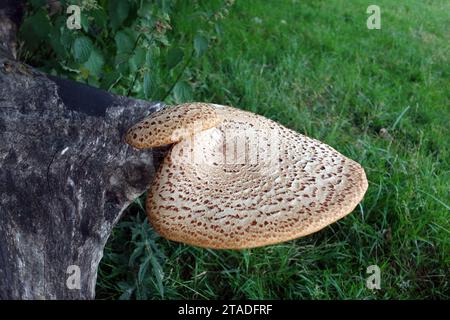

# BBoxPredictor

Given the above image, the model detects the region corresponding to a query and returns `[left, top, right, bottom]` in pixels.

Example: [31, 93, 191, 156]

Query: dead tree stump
[0, 1, 166, 299]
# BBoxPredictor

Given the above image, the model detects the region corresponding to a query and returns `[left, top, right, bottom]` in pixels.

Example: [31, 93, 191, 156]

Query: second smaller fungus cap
[125, 103, 220, 148]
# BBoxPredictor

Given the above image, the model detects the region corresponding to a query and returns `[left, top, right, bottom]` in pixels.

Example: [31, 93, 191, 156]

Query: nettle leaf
[59, 26, 75, 51]
[32, 10, 52, 39]
[173, 80, 192, 103]
[80, 13, 90, 33]
[151, 46, 161, 58]
[143, 71, 152, 99]
[100, 70, 122, 91]
[115, 53, 130, 74]
[138, 1, 153, 18]
[90, 8, 108, 30]
[20, 9, 51, 51]
[156, 35, 170, 47]
[114, 30, 134, 54]
[48, 28, 66, 59]
[166, 47, 184, 69]
[156, 0, 170, 14]
[72, 36, 93, 63]
[83, 49, 104, 77]
[129, 48, 146, 73]
[194, 34, 208, 57]
[109, 0, 130, 30]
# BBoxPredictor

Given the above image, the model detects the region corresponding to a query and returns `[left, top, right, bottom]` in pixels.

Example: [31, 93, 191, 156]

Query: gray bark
[0, 1, 165, 299]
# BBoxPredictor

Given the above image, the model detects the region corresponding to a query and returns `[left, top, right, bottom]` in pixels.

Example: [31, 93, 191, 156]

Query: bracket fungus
[125, 103, 220, 148]
[125, 103, 368, 249]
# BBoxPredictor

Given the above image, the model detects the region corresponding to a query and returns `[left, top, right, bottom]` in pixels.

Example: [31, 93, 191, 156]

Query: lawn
[22, 0, 449, 299]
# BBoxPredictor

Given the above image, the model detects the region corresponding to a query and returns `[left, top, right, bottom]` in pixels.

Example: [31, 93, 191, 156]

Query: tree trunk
[0, 1, 166, 299]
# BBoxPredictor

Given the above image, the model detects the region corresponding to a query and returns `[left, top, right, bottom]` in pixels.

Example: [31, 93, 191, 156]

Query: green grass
[96, 0, 449, 299]
[27, 0, 450, 299]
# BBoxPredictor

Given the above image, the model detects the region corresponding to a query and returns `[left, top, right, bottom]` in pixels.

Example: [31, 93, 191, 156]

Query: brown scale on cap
[146, 105, 368, 249]
[124, 103, 220, 148]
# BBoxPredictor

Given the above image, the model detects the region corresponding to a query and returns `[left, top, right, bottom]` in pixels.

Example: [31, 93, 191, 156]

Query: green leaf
[149, 253, 164, 298]
[215, 22, 223, 36]
[166, 47, 184, 69]
[118, 288, 133, 300]
[100, 70, 122, 91]
[143, 71, 152, 99]
[115, 53, 129, 74]
[59, 26, 75, 51]
[117, 281, 132, 291]
[138, 255, 151, 284]
[109, 0, 130, 30]
[150, 46, 161, 58]
[83, 49, 104, 77]
[114, 30, 134, 54]
[117, 281, 134, 300]
[156, 35, 170, 47]
[129, 48, 146, 73]
[173, 81, 192, 103]
[129, 243, 144, 266]
[81, 13, 90, 33]
[72, 36, 93, 63]
[138, 1, 154, 18]
[49, 28, 66, 59]
[145, 50, 152, 66]
[79, 67, 90, 80]
[194, 34, 208, 57]
[31, 10, 52, 39]
[156, 0, 170, 14]
[19, 9, 51, 51]
[90, 8, 108, 30]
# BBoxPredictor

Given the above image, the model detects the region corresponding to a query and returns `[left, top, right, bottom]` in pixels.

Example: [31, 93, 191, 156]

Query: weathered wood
[0, 0, 23, 59]
[0, 1, 166, 299]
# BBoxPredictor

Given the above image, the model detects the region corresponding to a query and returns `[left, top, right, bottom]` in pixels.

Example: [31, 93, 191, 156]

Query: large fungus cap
[125, 102, 220, 148]
[146, 105, 368, 249]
